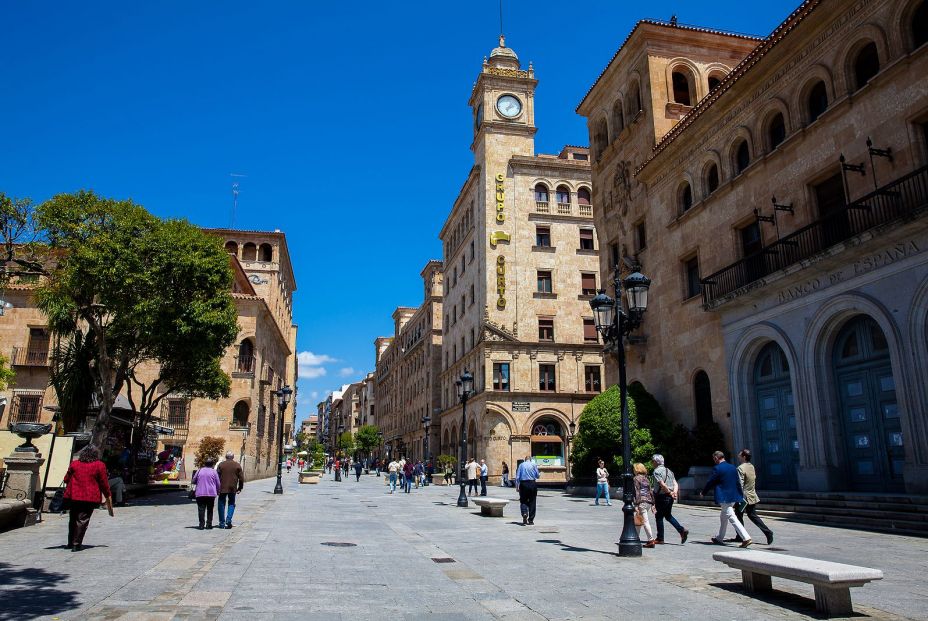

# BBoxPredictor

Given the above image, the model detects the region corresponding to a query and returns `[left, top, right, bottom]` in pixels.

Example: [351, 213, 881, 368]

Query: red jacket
[63, 459, 112, 503]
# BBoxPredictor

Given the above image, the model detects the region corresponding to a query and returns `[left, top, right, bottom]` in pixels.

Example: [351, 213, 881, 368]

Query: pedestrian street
[0, 472, 925, 621]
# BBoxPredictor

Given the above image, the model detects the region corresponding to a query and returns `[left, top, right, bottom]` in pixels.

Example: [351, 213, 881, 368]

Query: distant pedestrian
[633, 463, 656, 548]
[106, 463, 128, 507]
[736, 449, 774, 545]
[425, 460, 434, 485]
[595, 459, 612, 506]
[414, 461, 423, 488]
[651, 454, 687, 544]
[479, 459, 488, 496]
[501, 461, 510, 488]
[217, 452, 245, 529]
[375, 459, 382, 477]
[388, 458, 400, 493]
[515, 457, 539, 525]
[63, 446, 114, 551]
[465, 458, 479, 496]
[354, 460, 363, 482]
[193, 458, 221, 530]
[444, 462, 454, 485]
[403, 460, 414, 493]
[701, 450, 752, 547]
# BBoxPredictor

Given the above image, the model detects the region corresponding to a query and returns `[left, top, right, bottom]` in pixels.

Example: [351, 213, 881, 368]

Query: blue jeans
[217, 492, 236, 525]
[404, 475, 412, 493]
[389, 472, 397, 492]
[595, 482, 611, 505]
[654, 495, 685, 540]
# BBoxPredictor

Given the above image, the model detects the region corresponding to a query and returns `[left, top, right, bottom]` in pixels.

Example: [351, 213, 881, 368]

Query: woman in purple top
[193, 458, 221, 529]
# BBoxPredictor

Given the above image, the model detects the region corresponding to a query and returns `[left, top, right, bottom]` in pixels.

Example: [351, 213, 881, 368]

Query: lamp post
[589, 266, 651, 558]
[421, 414, 431, 485]
[455, 370, 474, 507]
[335, 423, 345, 482]
[273, 385, 293, 495]
[566, 417, 576, 483]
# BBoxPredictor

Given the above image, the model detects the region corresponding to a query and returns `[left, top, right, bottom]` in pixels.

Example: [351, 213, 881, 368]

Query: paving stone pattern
[0, 474, 925, 620]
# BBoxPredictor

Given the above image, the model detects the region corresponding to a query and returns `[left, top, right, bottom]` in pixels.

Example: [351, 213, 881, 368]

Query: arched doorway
[530, 417, 564, 467]
[753, 342, 798, 490]
[833, 316, 903, 491]
[694, 371, 713, 425]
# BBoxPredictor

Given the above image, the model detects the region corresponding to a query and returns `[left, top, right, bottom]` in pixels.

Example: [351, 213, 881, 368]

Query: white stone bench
[713, 550, 882, 616]
[472, 497, 510, 517]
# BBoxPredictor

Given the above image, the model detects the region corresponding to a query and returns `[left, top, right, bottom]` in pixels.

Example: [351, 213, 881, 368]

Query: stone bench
[713, 550, 882, 616]
[472, 497, 510, 517]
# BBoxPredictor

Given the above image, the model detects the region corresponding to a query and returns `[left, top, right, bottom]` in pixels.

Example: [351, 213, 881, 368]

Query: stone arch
[533, 181, 551, 203]
[626, 73, 643, 120]
[838, 24, 891, 93]
[665, 58, 702, 105]
[483, 402, 519, 435]
[795, 65, 835, 126]
[906, 275, 928, 468]
[705, 62, 732, 92]
[894, 0, 928, 53]
[692, 369, 714, 426]
[611, 97, 625, 139]
[442, 427, 450, 454]
[728, 126, 754, 177]
[232, 400, 250, 427]
[258, 242, 273, 262]
[802, 292, 915, 487]
[224, 240, 239, 256]
[676, 177, 695, 214]
[755, 98, 791, 154]
[700, 152, 723, 197]
[241, 242, 257, 262]
[524, 408, 571, 436]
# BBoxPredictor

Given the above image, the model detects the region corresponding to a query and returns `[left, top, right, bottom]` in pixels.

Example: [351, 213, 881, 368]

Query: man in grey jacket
[735, 449, 774, 544]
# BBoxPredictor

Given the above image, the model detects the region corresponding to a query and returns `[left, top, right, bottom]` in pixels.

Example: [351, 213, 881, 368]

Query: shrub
[436, 454, 457, 469]
[194, 436, 225, 467]
[663, 420, 727, 477]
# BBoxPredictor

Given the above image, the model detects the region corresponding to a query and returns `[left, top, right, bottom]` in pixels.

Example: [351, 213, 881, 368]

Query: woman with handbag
[63, 445, 114, 551]
[192, 458, 220, 529]
[632, 462, 656, 549]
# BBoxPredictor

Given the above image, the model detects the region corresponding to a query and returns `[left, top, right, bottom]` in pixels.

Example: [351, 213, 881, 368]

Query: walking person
[633, 463, 656, 548]
[413, 461, 422, 488]
[286, 458, 292, 474]
[479, 459, 488, 496]
[63, 446, 114, 551]
[403, 460, 414, 493]
[651, 454, 688, 544]
[354, 460, 363, 482]
[594, 459, 612, 506]
[465, 458, 479, 496]
[193, 457, 221, 530]
[217, 452, 245, 529]
[701, 450, 752, 547]
[444, 461, 454, 485]
[736, 449, 774, 544]
[388, 457, 400, 493]
[515, 456, 539, 525]
[501, 461, 510, 488]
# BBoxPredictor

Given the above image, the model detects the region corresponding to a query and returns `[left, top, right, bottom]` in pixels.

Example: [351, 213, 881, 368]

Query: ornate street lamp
[590, 266, 651, 557]
[455, 370, 474, 507]
[335, 423, 345, 482]
[273, 385, 293, 495]
[566, 417, 576, 483]
[421, 414, 431, 485]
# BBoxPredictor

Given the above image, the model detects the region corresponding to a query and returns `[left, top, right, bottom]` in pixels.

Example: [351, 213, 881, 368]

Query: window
[628, 82, 641, 118]
[635, 221, 647, 251]
[11, 394, 41, 424]
[807, 80, 828, 123]
[539, 364, 556, 391]
[594, 118, 609, 156]
[232, 401, 250, 427]
[612, 99, 625, 134]
[853, 42, 880, 90]
[914, 1, 928, 49]
[684, 256, 702, 299]
[705, 163, 720, 194]
[460, 295, 466, 317]
[237, 339, 255, 374]
[460, 255, 465, 274]
[537, 270, 553, 293]
[694, 371, 713, 425]
[538, 317, 554, 341]
[259, 243, 273, 262]
[493, 363, 510, 391]
[534, 184, 549, 203]
[672, 70, 693, 106]
[469, 239, 475, 262]
[734, 140, 750, 175]
[469, 283, 475, 306]
[535, 226, 551, 247]
[556, 186, 570, 205]
[224, 241, 238, 255]
[767, 112, 786, 150]
[740, 221, 763, 257]
[452, 266, 457, 287]
[609, 243, 620, 268]
[708, 73, 723, 91]
[583, 318, 598, 343]
[241, 243, 257, 261]
[581, 273, 597, 295]
[167, 399, 190, 429]
[680, 182, 693, 212]
[26, 327, 50, 364]
[585, 366, 602, 392]
[453, 306, 457, 324]
[579, 229, 595, 250]
[578, 187, 592, 206]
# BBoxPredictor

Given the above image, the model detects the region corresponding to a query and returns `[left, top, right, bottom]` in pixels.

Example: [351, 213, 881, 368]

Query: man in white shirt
[479, 459, 489, 496]
[387, 459, 400, 494]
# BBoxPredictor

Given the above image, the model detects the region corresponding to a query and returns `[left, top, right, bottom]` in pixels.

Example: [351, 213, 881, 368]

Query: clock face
[475, 104, 483, 130]
[496, 94, 522, 119]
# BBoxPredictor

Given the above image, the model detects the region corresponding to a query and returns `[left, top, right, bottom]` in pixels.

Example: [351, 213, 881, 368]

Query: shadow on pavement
[536, 538, 618, 557]
[0, 561, 81, 621]
[709, 582, 859, 618]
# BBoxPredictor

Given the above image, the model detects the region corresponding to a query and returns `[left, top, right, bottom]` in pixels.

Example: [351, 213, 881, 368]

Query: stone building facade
[374, 261, 443, 463]
[0, 228, 298, 482]
[435, 38, 604, 485]
[579, 0, 928, 494]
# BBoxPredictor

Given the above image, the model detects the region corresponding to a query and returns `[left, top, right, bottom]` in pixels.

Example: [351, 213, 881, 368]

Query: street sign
[512, 401, 530, 412]
[152, 424, 174, 436]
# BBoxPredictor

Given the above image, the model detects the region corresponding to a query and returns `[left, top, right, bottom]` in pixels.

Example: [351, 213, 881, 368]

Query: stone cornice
[440, 166, 481, 240]
[510, 155, 591, 177]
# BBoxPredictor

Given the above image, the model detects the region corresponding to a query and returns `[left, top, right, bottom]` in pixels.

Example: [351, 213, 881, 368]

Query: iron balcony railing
[701, 165, 928, 306]
[233, 354, 256, 376]
[10, 346, 50, 367]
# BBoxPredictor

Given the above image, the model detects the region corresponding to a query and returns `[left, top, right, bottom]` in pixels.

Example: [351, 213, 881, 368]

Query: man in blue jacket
[701, 450, 752, 547]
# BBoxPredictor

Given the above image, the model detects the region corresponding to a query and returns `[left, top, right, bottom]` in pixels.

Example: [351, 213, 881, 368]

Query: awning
[530, 435, 562, 443]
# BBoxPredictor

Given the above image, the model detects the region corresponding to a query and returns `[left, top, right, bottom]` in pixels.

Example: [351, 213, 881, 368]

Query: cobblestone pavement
[0, 472, 925, 620]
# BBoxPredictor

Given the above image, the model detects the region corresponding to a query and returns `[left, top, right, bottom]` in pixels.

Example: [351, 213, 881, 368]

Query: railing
[8, 394, 43, 425]
[535, 201, 550, 213]
[10, 346, 49, 367]
[702, 165, 928, 306]
[234, 354, 256, 376]
[161, 399, 190, 441]
[557, 202, 571, 215]
[579, 204, 593, 217]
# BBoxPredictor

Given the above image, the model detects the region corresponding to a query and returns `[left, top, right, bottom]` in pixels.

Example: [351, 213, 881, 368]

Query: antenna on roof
[499, 0, 504, 38]
[230, 173, 247, 228]
[669, 14, 678, 26]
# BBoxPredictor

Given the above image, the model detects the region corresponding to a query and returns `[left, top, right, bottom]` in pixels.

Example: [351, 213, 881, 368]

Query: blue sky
[1, 1, 797, 424]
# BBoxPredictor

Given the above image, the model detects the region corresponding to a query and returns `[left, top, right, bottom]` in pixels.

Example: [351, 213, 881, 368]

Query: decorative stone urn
[11, 422, 53, 453]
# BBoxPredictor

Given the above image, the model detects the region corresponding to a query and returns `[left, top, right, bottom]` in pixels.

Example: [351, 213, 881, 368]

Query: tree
[0, 353, 14, 391]
[569, 385, 655, 480]
[194, 436, 226, 467]
[337, 431, 355, 456]
[354, 425, 380, 458]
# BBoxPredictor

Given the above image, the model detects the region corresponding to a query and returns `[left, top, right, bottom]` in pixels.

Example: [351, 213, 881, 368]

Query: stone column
[3, 451, 46, 508]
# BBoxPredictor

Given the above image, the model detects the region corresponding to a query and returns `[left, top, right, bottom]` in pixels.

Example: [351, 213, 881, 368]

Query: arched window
[534, 184, 549, 203]
[671, 69, 694, 106]
[224, 241, 238, 256]
[578, 187, 592, 205]
[853, 42, 880, 90]
[232, 401, 250, 427]
[705, 163, 720, 195]
[807, 80, 829, 123]
[913, 1, 928, 49]
[530, 417, 565, 466]
[594, 118, 609, 156]
[627, 81, 642, 118]
[767, 112, 787, 150]
[708, 72, 725, 91]
[680, 181, 693, 212]
[259, 243, 273, 262]
[555, 185, 570, 205]
[694, 370, 713, 426]
[242, 242, 257, 261]
[237, 339, 255, 374]
[612, 99, 625, 135]
[734, 140, 751, 175]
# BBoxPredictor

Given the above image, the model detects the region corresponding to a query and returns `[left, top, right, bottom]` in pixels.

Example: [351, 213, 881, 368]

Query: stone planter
[299, 471, 322, 484]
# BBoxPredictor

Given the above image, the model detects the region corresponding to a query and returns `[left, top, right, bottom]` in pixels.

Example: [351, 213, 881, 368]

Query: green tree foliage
[194, 436, 226, 467]
[569, 385, 655, 480]
[436, 454, 457, 469]
[663, 421, 728, 477]
[337, 431, 355, 455]
[49, 330, 96, 432]
[311, 445, 325, 470]
[0, 353, 14, 391]
[354, 424, 380, 456]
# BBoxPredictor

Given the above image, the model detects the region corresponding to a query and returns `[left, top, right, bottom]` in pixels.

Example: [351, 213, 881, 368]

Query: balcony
[579, 204, 593, 217]
[7, 393, 44, 426]
[10, 346, 49, 367]
[232, 354, 256, 378]
[535, 201, 550, 214]
[556, 202, 571, 215]
[701, 165, 928, 307]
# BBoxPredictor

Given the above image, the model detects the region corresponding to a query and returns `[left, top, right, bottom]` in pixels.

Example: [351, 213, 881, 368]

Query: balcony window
[579, 229, 595, 250]
[680, 182, 693, 212]
[537, 270, 553, 293]
[539, 364, 556, 391]
[534, 184, 549, 203]
[259, 243, 273, 262]
[232, 401, 250, 428]
[684, 256, 702, 299]
[584, 365, 602, 392]
[538, 317, 554, 341]
[734, 140, 750, 175]
[493, 363, 510, 391]
[581, 273, 597, 296]
[555, 186, 570, 205]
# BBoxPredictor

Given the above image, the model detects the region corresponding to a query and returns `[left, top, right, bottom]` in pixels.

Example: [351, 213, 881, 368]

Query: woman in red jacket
[63, 445, 113, 551]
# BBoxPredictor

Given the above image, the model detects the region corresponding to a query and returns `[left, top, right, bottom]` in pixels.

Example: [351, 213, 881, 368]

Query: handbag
[188, 471, 197, 500]
[634, 510, 643, 526]
[49, 488, 69, 513]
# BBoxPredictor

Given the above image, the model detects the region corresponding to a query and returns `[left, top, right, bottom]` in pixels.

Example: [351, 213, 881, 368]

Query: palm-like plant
[49, 329, 97, 433]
